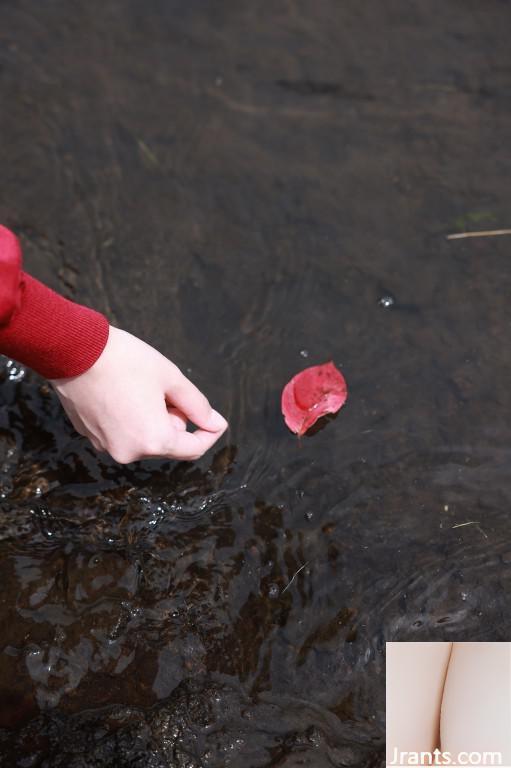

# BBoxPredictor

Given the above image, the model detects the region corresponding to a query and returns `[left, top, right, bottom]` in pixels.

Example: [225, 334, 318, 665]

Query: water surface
[0, 1, 511, 765]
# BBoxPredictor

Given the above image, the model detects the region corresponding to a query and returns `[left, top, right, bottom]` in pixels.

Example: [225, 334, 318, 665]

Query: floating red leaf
[281, 361, 347, 436]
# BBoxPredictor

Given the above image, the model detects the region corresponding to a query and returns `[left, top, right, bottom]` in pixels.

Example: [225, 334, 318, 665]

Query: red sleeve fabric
[0, 224, 110, 379]
[0, 225, 22, 323]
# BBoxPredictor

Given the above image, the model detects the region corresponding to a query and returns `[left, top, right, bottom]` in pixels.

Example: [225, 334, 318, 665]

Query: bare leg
[386, 642, 453, 763]
[440, 642, 511, 762]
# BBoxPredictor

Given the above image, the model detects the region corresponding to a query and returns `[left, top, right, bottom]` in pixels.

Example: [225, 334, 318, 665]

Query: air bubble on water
[461, 592, 468, 601]
[299, 349, 309, 358]
[268, 583, 280, 599]
[378, 295, 395, 309]
[304, 510, 313, 521]
[6, 359, 25, 381]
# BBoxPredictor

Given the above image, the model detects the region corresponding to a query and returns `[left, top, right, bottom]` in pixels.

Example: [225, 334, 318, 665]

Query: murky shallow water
[1, 0, 511, 765]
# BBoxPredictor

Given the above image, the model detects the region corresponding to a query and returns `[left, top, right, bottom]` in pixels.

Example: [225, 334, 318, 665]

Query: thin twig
[281, 562, 309, 594]
[452, 521, 479, 529]
[446, 229, 511, 240]
[452, 521, 488, 540]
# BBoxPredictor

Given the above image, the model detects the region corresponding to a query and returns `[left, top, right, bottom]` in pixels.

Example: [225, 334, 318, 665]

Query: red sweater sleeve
[0, 224, 109, 379]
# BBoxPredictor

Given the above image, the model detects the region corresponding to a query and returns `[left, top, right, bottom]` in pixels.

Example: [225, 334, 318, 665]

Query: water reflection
[0, 359, 389, 763]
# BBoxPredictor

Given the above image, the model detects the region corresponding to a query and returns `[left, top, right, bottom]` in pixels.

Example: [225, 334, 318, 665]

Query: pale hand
[51, 326, 228, 463]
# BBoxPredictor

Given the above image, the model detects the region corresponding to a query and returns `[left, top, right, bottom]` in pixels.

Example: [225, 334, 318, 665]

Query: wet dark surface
[1, 0, 511, 765]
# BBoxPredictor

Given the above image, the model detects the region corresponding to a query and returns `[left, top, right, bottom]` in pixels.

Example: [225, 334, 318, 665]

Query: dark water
[1, 1, 511, 765]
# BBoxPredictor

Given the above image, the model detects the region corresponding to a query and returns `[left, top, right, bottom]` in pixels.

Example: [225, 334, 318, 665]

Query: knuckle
[170, 450, 201, 462]
[170, 380, 188, 399]
[140, 431, 164, 456]
[166, 360, 181, 377]
[109, 446, 136, 464]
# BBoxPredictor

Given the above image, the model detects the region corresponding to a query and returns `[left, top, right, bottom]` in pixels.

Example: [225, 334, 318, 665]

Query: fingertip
[206, 409, 228, 432]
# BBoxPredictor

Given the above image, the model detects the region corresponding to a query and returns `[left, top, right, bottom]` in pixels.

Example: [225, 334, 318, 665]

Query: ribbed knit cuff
[0, 225, 22, 323]
[0, 273, 110, 379]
